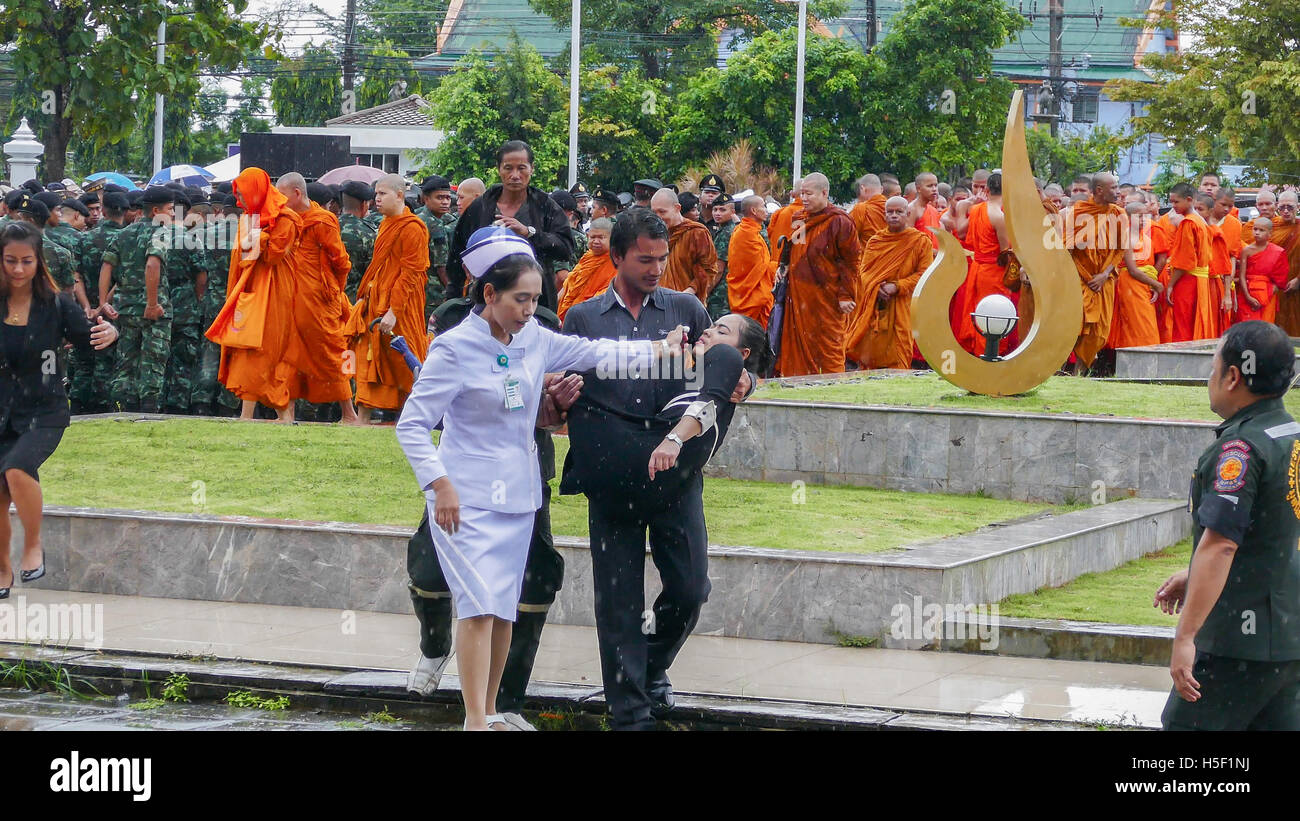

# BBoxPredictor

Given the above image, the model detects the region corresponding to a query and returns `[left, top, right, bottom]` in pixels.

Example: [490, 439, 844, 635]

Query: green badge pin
[497, 354, 509, 367]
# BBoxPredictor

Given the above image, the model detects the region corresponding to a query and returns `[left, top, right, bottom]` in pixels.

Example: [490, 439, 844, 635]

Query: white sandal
[464, 713, 516, 731]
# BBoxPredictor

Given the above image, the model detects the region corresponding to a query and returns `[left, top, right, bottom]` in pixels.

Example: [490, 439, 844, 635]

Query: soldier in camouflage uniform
[12, 198, 77, 293]
[414, 176, 454, 317]
[548, 190, 587, 298]
[161, 193, 210, 414]
[71, 191, 130, 413]
[191, 197, 240, 416]
[337, 181, 376, 302]
[708, 192, 738, 321]
[100, 188, 174, 413]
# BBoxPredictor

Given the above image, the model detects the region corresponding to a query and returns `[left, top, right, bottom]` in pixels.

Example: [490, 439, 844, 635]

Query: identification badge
[504, 376, 525, 411]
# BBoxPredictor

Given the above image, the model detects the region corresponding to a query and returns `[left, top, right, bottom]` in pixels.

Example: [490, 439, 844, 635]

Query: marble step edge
[0, 641, 1135, 732]
[933, 615, 1174, 666]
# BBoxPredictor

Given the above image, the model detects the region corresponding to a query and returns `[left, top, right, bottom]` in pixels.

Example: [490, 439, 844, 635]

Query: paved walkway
[3, 589, 1172, 728]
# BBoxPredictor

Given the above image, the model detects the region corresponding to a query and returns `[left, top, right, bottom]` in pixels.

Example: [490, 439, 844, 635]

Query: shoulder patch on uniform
[1214, 446, 1250, 493]
[1220, 438, 1250, 453]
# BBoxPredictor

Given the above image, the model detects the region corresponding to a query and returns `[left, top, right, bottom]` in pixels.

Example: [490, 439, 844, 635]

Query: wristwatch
[664, 433, 684, 447]
[526, 225, 536, 238]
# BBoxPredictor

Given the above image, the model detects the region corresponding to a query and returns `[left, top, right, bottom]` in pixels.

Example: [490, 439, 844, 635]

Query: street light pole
[153, 19, 165, 176]
[793, 0, 806, 183]
[568, 0, 581, 188]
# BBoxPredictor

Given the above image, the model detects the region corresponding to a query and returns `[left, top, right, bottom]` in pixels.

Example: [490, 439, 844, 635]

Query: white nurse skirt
[426, 503, 535, 621]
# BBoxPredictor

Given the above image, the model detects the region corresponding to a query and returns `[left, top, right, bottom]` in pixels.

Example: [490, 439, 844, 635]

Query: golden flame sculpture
[909, 89, 1081, 396]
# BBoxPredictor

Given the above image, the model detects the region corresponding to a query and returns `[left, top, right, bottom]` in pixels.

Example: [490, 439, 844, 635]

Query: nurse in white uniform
[396, 227, 685, 730]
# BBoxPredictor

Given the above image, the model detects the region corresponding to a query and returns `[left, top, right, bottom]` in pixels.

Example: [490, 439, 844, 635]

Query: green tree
[527, 0, 848, 81]
[356, 41, 424, 110]
[659, 29, 881, 201]
[229, 74, 273, 139]
[1106, 0, 1300, 182]
[0, 0, 268, 180]
[270, 42, 344, 126]
[1025, 125, 1136, 186]
[570, 65, 673, 192]
[418, 35, 568, 188]
[355, 0, 450, 55]
[870, 0, 1026, 181]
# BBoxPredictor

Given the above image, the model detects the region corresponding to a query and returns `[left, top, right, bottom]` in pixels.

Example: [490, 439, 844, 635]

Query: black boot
[410, 588, 454, 660]
[496, 608, 549, 712]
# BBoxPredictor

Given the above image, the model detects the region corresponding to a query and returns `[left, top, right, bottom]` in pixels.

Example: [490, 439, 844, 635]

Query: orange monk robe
[557, 249, 616, 323]
[1065, 200, 1128, 367]
[914, 202, 941, 249]
[768, 198, 801, 257]
[845, 227, 933, 369]
[661, 218, 716, 300]
[1107, 217, 1163, 349]
[1206, 220, 1238, 336]
[955, 201, 1011, 356]
[726, 217, 777, 327]
[289, 203, 353, 403]
[848, 195, 888, 266]
[1268, 217, 1300, 335]
[1165, 212, 1213, 343]
[1238, 242, 1289, 324]
[207, 172, 304, 410]
[1014, 198, 1062, 342]
[776, 205, 860, 376]
[346, 208, 429, 411]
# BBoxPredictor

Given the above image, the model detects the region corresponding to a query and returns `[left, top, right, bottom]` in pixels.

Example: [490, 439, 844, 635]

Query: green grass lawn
[997, 540, 1190, 627]
[44, 419, 1053, 553]
[753, 373, 1300, 422]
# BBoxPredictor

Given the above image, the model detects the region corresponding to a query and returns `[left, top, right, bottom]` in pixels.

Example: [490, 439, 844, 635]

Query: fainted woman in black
[568, 312, 771, 506]
[0, 222, 119, 599]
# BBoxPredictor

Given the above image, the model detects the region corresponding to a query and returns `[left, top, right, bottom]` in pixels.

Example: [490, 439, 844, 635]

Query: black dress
[564, 343, 745, 508]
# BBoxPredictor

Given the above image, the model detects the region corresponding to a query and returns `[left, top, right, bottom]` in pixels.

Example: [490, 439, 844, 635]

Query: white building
[270, 95, 443, 178]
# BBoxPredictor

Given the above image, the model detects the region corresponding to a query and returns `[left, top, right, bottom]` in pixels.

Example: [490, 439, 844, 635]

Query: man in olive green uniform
[100, 188, 174, 414]
[70, 191, 129, 413]
[12, 198, 76, 294]
[337, 181, 376, 302]
[1156, 320, 1300, 730]
[191, 195, 240, 416]
[699, 173, 725, 233]
[162, 191, 210, 414]
[708, 192, 738, 321]
[413, 175, 454, 318]
[547, 190, 587, 298]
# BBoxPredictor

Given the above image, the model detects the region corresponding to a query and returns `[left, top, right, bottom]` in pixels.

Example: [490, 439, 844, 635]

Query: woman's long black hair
[0, 221, 58, 302]
[734, 314, 774, 374]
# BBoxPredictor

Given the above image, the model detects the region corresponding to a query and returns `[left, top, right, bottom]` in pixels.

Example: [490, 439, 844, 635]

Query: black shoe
[647, 673, 675, 719]
[20, 548, 44, 583]
[0, 568, 12, 599]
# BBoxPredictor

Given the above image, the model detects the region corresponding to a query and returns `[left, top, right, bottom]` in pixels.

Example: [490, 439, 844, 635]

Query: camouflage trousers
[424, 277, 447, 321]
[111, 315, 171, 408]
[707, 279, 730, 322]
[163, 323, 203, 411]
[192, 337, 241, 413]
[68, 343, 115, 410]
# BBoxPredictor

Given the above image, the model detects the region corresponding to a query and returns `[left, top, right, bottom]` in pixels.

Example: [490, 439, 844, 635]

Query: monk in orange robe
[726, 195, 778, 327]
[846, 196, 933, 369]
[1237, 217, 1289, 323]
[848, 174, 888, 265]
[1063, 173, 1143, 370]
[768, 184, 802, 257]
[1106, 196, 1164, 349]
[206, 166, 304, 422]
[1162, 182, 1213, 343]
[1269, 191, 1300, 334]
[1196, 193, 1240, 335]
[775, 172, 860, 376]
[345, 173, 429, 422]
[909, 172, 942, 250]
[557, 218, 615, 322]
[953, 174, 1011, 356]
[651, 188, 717, 300]
[274, 172, 359, 422]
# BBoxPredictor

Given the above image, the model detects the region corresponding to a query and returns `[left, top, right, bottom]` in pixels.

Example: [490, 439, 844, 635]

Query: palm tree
[679, 138, 789, 200]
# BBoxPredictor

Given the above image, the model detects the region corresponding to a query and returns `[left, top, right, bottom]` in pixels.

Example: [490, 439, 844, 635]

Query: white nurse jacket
[396, 308, 654, 514]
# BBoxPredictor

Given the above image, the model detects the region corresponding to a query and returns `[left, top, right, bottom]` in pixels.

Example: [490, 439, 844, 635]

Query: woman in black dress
[0, 222, 118, 599]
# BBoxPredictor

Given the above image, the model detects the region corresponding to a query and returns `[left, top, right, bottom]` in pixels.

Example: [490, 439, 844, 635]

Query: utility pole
[568, 0, 580, 188]
[1022, 1, 1102, 138]
[1047, 0, 1062, 137]
[153, 19, 165, 175]
[867, 0, 877, 48]
[343, 0, 357, 93]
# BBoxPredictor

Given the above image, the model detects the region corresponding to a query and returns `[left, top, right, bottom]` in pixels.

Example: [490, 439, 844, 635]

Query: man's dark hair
[609, 207, 668, 259]
[1170, 182, 1196, 199]
[1200, 172, 1220, 183]
[1073, 174, 1092, 186]
[495, 140, 534, 166]
[987, 173, 1002, 196]
[1220, 320, 1295, 396]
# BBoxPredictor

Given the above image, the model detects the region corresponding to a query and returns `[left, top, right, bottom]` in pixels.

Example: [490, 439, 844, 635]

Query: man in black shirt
[1156, 320, 1300, 730]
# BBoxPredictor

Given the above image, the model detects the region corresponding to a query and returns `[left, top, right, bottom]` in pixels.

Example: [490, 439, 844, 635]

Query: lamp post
[972, 294, 1018, 361]
[567, 0, 580, 188]
[778, 0, 807, 183]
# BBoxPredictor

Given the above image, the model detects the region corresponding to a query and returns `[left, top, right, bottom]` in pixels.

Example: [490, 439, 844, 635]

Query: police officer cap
[712, 191, 734, 207]
[570, 181, 590, 198]
[550, 190, 577, 212]
[33, 191, 63, 210]
[617, 192, 634, 208]
[420, 175, 451, 195]
[58, 198, 90, 217]
[83, 178, 106, 194]
[78, 192, 100, 206]
[140, 187, 175, 207]
[592, 188, 619, 208]
[102, 192, 129, 212]
[633, 179, 663, 191]
[340, 180, 374, 202]
[15, 195, 49, 223]
[699, 173, 725, 193]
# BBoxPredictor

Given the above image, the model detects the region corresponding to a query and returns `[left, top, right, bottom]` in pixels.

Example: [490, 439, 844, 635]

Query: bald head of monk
[374, 174, 408, 217]
[457, 177, 486, 216]
[883, 196, 911, 232]
[1279, 190, 1298, 223]
[880, 174, 901, 197]
[857, 174, 882, 201]
[650, 188, 683, 227]
[1256, 189, 1277, 220]
[799, 173, 831, 213]
[1252, 216, 1276, 244]
[740, 195, 766, 223]
[971, 169, 991, 198]
[1090, 172, 1118, 206]
[275, 172, 310, 213]
[1214, 188, 1235, 219]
